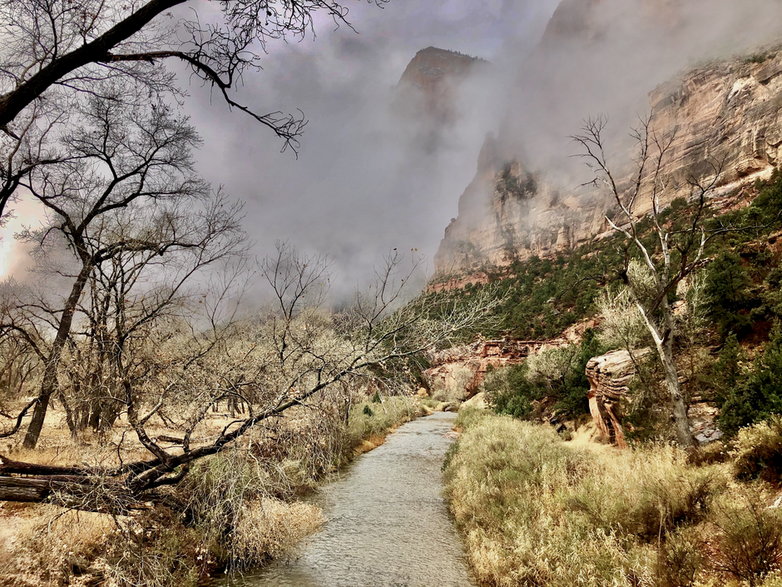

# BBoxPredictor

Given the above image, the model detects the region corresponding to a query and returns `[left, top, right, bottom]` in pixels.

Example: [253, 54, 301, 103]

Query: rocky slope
[431, 0, 782, 283]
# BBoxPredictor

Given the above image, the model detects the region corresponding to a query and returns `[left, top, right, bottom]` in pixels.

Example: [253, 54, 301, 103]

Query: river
[232, 411, 474, 587]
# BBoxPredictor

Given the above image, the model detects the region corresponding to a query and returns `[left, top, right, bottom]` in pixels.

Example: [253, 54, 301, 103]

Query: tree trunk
[23, 260, 92, 448]
[657, 338, 695, 448]
[636, 298, 696, 449]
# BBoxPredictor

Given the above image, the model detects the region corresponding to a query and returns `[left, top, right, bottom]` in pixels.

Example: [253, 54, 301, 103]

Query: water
[234, 411, 474, 587]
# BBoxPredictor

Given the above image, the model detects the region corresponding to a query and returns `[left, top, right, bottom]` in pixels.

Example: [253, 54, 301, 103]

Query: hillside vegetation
[428, 171, 782, 341]
[427, 170, 782, 437]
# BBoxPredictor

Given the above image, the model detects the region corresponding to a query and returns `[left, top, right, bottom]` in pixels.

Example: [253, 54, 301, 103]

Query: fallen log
[0, 454, 98, 476]
[0, 474, 168, 513]
[0, 476, 55, 502]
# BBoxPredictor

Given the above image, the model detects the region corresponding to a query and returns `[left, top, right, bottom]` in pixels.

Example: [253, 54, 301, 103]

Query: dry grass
[445, 413, 782, 587]
[0, 394, 426, 585]
[347, 396, 423, 449]
[233, 497, 324, 561]
[0, 506, 115, 587]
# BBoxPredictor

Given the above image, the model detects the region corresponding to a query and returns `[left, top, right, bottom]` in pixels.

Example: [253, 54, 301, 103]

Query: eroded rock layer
[433, 48, 782, 282]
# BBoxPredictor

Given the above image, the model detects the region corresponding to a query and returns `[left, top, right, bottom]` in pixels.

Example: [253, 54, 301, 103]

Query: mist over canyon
[5, 0, 782, 300]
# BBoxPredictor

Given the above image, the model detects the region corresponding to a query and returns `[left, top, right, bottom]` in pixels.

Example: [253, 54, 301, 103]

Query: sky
[178, 0, 560, 296]
[4, 0, 782, 299]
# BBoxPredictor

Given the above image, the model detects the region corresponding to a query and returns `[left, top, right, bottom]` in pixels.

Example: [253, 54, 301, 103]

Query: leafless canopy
[0, 243, 499, 510]
[0, 0, 389, 218]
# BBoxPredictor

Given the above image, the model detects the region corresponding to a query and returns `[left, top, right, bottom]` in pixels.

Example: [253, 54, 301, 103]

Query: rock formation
[434, 48, 782, 281]
[423, 339, 552, 402]
[432, 136, 608, 283]
[395, 47, 485, 123]
[430, 0, 782, 284]
[585, 349, 650, 447]
[646, 53, 782, 204]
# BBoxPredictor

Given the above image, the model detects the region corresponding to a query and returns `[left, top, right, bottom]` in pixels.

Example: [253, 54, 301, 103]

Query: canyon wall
[433, 49, 782, 282]
[429, 0, 782, 284]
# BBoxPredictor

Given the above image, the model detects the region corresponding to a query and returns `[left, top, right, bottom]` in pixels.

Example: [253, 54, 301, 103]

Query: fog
[498, 0, 782, 185]
[5, 0, 782, 298]
[182, 0, 782, 297]
[182, 0, 559, 297]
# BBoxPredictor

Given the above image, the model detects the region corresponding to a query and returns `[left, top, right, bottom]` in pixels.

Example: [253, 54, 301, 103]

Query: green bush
[704, 251, 757, 341]
[720, 327, 782, 436]
[484, 332, 601, 421]
[554, 329, 602, 418]
[708, 333, 744, 405]
[483, 363, 541, 419]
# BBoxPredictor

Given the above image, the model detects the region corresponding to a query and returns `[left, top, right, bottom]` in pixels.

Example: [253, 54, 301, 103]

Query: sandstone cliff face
[433, 47, 782, 281]
[429, 0, 782, 283]
[395, 46, 485, 126]
[433, 135, 607, 280]
[647, 52, 782, 203]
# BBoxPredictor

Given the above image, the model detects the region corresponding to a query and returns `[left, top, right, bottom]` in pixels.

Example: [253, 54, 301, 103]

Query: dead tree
[9, 90, 243, 448]
[0, 246, 499, 511]
[0, 1, 390, 133]
[573, 115, 724, 448]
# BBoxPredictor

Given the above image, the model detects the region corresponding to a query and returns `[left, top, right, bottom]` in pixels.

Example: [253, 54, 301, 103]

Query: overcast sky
[180, 0, 560, 296]
[5, 0, 782, 297]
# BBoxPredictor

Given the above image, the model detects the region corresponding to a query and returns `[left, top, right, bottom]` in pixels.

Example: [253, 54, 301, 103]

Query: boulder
[461, 392, 488, 411]
[585, 349, 650, 447]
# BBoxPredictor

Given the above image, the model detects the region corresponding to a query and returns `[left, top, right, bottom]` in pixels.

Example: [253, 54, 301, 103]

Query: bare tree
[0, 245, 499, 510]
[4, 88, 243, 448]
[0, 99, 77, 220]
[573, 115, 724, 448]
[0, 0, 388, 147]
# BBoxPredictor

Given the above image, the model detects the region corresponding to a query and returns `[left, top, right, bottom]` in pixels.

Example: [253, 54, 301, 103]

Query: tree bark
[23, 260, 93, 448]
[656, 333, 696, 448]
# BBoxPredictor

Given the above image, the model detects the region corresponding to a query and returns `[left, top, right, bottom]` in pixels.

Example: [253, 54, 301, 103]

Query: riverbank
[444, 409, 782, 587]
[0, 396, 429, 586]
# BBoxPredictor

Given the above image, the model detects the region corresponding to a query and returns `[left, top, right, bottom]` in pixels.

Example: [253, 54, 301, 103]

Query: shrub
[443, 415, 729, 586]
[568, 444, 716, 541]
[232, 498, 323, 563]
[453, 405, 490, 431]
[713, 487, 782, 586]
[483, 363, 541, 419]
[704, 251, 757, 341]
[733, 416, 782, 483]
[484, 332, 601, 422]
[700, 333, 744, 406]
[720, 327, 782, 436]
[347, 396, 421, 447]
[654, 527, 704, 587]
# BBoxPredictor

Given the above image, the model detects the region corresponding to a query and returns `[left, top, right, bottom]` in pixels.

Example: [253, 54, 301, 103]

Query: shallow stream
[233, 411, 474, 587]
